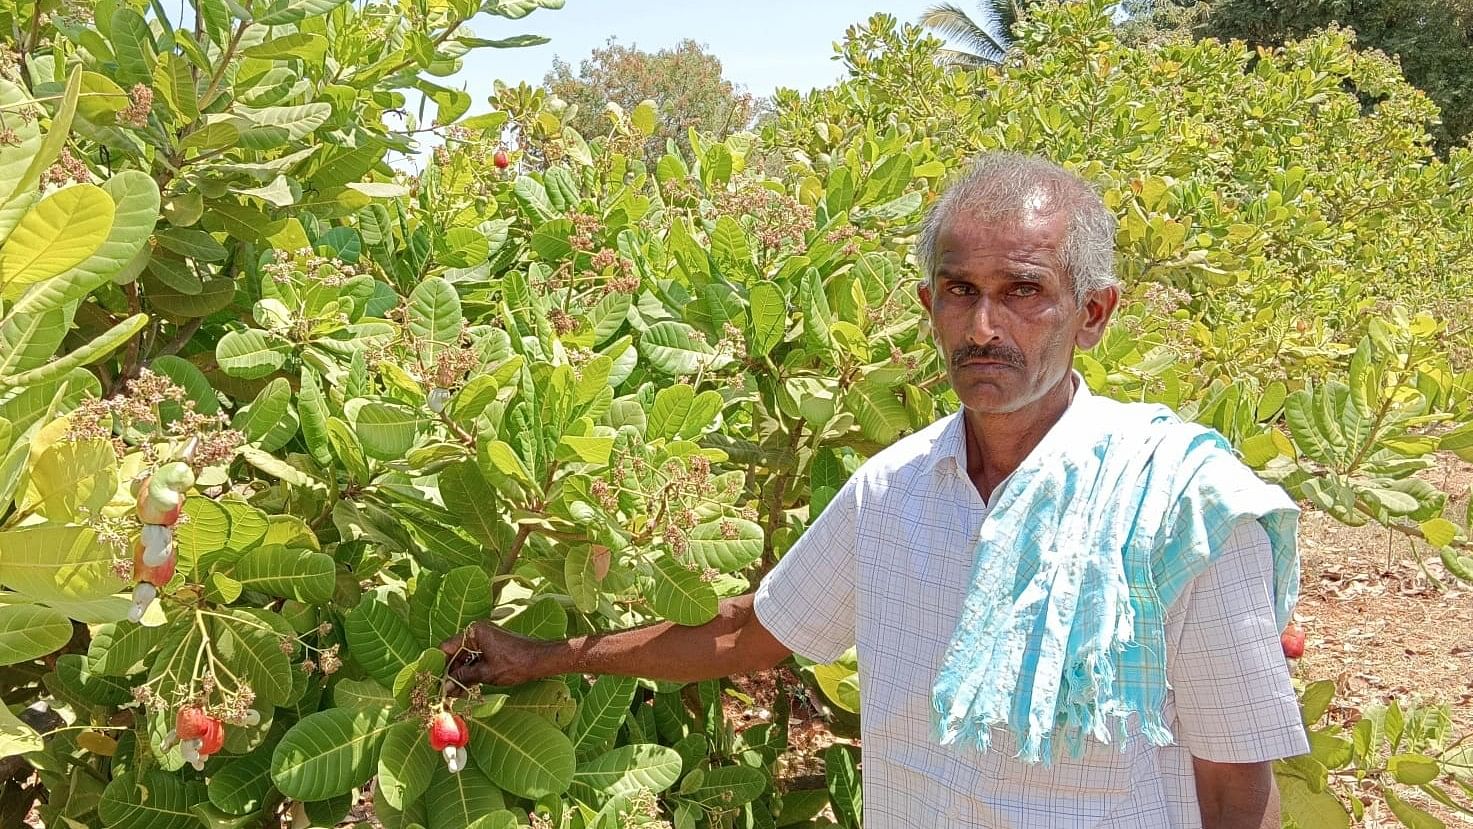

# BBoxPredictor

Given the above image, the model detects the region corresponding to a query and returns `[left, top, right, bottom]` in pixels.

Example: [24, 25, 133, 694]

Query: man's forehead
[936, 212, 1066, 263]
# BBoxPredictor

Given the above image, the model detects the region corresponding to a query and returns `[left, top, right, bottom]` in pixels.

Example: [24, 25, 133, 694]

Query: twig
[155, 318, 203, 358]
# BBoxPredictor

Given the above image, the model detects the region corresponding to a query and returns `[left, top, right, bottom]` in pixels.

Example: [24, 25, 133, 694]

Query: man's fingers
[447, 661, 488, 693]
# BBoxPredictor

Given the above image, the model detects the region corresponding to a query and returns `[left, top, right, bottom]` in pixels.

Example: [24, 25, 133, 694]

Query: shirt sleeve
[1168, 518, 1310, 763]
[752, 478, 859, 665]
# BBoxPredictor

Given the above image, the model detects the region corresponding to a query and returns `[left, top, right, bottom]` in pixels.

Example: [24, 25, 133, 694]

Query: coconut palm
[918, 1, 1032, 66]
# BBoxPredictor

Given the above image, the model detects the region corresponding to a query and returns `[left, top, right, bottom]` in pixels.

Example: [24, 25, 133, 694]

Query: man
[443, 153, 1309, 828]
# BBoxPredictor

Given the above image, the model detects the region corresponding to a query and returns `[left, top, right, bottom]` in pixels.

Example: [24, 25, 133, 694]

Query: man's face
[917, 207, 1117, 415]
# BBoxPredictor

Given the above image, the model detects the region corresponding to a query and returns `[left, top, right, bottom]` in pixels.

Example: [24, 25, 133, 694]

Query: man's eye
[947, 284, 975, 296]
[1012, 284, 1039, 297]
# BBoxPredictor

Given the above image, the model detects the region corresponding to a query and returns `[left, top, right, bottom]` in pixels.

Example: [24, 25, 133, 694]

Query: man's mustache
[949, 343, 1026, 369]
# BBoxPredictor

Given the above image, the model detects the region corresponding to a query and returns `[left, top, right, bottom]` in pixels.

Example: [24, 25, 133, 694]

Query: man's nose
[966, 297, 1002, 345]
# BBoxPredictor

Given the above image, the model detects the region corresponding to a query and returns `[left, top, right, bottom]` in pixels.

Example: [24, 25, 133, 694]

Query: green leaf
[210, 608, 295, 706]
[238, 445, 325, 492]
[563, 544, 598, 613]
[503, 679, 576, 727]
[0, 700, 42, 756]
[640, 321, 717, 376]
[1421, 518, 1459, 549]
[826, 744, 862, 829]
[437, 226, 489, 268]
[467, 709, 575, 799]
[571, 675, 637, 759]
[208, 750, 275, 816]
[242, 32, 329, 62]
[438, 461, 504, 551]
[648, 384, 694, 441]
[0, 524, 125, 602]
[556, 435, 614, 465]
[430, 565, 492, 645]
[30, 437, 116, 521]
[334, 678, 396, 709]
[235, 103, 332, 149]
[88, 621, 169, 676]
[1387, 754, 1442, 786]
[1440, 547, 1473, 585]
[408, 277, 464, 365]
[108, 9, 157, 86]
[230, 545, 336, 603]
[0, 184, 114, 293]
[233, 377, 292, 444]
[685, 518, 763, 572]
[151, 354, 221, 417]
[298, 368, 333, 467]
[0, 311, 148, 388]
[479, 439, 534, 487]
[344, 600, 419, 686]
[571, 744, 682, 804]
[676, 765, 767, 808]
[0, 604, 71, 666]
[99, 771, 207, 829]
[1384, 789, 1445, 829]
[354, 401, 424, 460]
[377, 719, 438, 810]
[1301, 680, 1336, 725]
[646, 556, 718, 626]
[216, 330, 289, 380]
[424, 763, 506, 829]
[590, 292, 631, 346]
[8, 171, 159, 317]
[845, 378, 908, 444]
[1439, 422, 1473, 462]
[630, 100, 658, 136]
[270, 705, 396, 801]
[503, 597, 566, 641]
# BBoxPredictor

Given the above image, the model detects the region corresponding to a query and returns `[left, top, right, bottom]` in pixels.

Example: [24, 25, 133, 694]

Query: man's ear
[917, 279, 935, 318]
[1075, 285, 1119, 350]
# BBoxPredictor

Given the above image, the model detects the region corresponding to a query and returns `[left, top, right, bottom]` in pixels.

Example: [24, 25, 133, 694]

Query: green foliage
[1, 0, 1471, 827]
[1194, 0, 1473, 150]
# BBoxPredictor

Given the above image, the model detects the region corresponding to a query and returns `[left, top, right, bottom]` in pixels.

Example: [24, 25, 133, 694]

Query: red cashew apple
[428, 711, 469, 773]
[493, 149, 510, 169]
[128, 538, 178, 622]
[1281, 623, 1305, 660]
[132, 538, 177, 586]
[175, 707, 224, 770]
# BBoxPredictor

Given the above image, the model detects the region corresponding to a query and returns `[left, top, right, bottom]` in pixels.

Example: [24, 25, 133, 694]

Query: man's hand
[437, 594, 791, 690]
[440, 621, 555, 689]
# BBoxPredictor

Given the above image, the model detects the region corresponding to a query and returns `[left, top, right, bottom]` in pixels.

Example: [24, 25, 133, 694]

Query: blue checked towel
[930, 393, 1300, 764]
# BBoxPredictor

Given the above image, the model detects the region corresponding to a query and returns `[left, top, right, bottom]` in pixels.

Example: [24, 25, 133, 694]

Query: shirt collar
[928, 369, 1092, 477]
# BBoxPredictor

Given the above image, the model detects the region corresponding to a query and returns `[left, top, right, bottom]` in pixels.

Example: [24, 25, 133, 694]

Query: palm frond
[918, 2, 1012, 65]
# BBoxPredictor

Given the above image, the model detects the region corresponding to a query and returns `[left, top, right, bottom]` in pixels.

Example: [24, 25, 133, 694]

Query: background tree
[543, 38, 757, 165]
[917, 0, 1038, 65]
[1181, 0, 1473, 149]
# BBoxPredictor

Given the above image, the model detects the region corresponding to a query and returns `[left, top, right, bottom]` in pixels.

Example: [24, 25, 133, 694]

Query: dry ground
[1291, 453, 1473, 826]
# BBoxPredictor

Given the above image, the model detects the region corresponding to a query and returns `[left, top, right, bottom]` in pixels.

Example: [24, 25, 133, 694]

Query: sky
[455, 0, 945, 100]
[392, 0, 952, 165]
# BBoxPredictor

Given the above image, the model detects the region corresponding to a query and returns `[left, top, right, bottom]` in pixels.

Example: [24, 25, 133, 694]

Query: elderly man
[444, 153, 1308, 828]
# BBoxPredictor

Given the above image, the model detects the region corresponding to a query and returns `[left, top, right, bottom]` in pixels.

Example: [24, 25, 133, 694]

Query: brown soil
[1284, 452, 1473, 825]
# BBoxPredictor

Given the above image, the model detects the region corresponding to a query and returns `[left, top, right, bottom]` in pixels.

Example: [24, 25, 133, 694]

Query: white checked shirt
[754, 379, 1308, 828]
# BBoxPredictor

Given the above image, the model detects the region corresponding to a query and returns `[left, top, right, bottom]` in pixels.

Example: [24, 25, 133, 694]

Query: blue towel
[930, 393, 1300, 764]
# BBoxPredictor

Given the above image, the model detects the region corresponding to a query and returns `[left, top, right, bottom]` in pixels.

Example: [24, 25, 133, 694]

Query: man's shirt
[753, 382, 1308, 828]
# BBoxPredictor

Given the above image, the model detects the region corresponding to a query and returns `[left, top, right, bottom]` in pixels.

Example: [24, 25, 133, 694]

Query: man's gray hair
[916, 153, 1119, 304]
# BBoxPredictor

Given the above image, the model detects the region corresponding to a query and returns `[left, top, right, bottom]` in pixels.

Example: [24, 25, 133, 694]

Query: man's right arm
[441, 593, 793, 688]
[443, 476, 861, 690]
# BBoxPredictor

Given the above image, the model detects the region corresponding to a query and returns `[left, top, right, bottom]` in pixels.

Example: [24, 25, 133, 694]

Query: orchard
[1, 0, 1472, 827]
